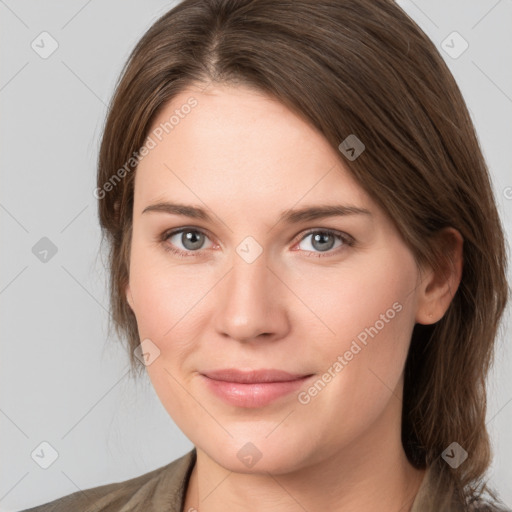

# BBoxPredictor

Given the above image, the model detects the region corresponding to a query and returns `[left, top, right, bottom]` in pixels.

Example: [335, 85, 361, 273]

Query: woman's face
[126, 83, 426, 473]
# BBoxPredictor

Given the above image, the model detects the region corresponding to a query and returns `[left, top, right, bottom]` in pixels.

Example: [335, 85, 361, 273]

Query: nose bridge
[214, 251, 288, 342]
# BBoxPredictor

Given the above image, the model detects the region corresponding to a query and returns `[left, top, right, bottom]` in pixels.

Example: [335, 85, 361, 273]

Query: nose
[213, 255, 291, 343]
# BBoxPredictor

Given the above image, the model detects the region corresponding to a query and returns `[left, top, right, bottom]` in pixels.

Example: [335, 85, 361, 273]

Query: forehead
[133, 84, 371, 212]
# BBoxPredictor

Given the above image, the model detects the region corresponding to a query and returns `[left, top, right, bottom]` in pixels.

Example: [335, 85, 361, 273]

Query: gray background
[1, 1, 511, 510]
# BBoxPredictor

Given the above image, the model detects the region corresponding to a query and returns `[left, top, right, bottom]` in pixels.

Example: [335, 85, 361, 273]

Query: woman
[22, 0, 510, 510]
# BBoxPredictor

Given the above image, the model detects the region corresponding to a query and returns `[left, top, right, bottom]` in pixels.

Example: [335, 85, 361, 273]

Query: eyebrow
[142, 202, 372, 224]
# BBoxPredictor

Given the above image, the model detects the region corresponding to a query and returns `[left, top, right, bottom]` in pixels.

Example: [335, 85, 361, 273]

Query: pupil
[183, 231, 203, 250]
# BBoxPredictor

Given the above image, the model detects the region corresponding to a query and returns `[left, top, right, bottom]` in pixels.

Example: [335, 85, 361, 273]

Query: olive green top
[20, 448, 510, 512]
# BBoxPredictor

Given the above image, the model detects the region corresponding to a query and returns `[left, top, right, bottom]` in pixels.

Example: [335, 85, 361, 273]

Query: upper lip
[202, 369, 312, 383]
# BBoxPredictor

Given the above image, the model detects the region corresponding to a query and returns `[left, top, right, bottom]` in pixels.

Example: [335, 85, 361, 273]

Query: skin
[125, 83, 463, 512]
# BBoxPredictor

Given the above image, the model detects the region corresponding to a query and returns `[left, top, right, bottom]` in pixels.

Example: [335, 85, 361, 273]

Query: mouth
[200, 369, 315, 408]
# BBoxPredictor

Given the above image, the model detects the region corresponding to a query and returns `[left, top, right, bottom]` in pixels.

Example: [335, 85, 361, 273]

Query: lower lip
[201, 375, 313, 408]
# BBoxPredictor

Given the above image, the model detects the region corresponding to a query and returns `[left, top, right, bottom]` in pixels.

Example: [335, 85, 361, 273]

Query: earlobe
[415, 227, 464, 325]
[126, 283, 133, 310]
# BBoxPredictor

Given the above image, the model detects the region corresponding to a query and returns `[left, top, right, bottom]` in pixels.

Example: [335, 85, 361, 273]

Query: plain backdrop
[1, 1, 511, 510]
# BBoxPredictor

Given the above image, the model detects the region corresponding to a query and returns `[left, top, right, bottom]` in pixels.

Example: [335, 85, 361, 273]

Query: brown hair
[96, 0, 508, 506]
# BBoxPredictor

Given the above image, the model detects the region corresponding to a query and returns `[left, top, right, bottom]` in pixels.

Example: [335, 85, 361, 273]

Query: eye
[160, 227, 354, 258]
[295, 229, 354, 256]
[161, 228, 214, 256]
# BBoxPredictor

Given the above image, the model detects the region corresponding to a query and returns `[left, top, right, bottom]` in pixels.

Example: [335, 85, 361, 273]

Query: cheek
[129, 268, 174, 340]
[301, 249, 417, 392]
[128, 239, 209, 340]
[290, 260, 416, 453]
[127, 242, 208, 423]
[293, 251, 416, 351]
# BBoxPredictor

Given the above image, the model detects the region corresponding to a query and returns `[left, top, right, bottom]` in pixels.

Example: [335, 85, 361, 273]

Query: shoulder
[18, 449, 196, 512]
[411, 464, 511, 512]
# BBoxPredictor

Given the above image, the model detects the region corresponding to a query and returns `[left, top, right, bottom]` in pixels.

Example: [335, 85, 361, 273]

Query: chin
[198, 434, 316, 475]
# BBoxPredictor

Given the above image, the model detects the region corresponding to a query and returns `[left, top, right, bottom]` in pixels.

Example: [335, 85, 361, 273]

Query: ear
[415, 227, 463, 325]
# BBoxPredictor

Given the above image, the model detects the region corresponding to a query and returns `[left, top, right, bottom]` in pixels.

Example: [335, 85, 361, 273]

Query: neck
[183, 398, 425, 512]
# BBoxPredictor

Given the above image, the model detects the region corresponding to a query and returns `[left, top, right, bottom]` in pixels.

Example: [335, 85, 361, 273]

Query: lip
[200, 369, 314, 408]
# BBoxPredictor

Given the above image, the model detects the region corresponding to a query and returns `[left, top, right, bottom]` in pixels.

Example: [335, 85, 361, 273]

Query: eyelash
[159, 227, 355, 259]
